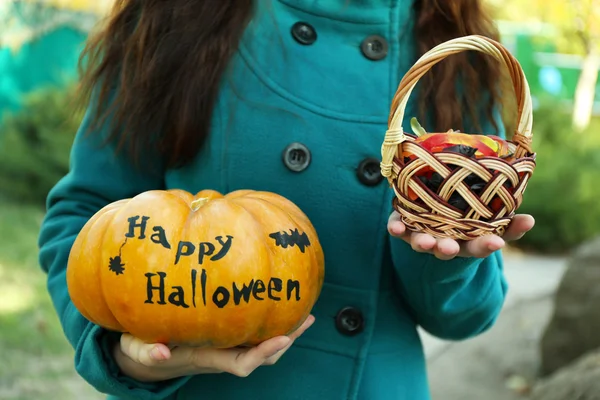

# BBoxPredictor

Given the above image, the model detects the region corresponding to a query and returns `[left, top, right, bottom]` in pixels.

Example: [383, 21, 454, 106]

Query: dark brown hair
[77, 0, 505, 169]
[413, 0, 506, 135]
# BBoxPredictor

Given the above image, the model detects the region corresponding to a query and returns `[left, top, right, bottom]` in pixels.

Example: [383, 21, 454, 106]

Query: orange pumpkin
[66, 189, 325, 348]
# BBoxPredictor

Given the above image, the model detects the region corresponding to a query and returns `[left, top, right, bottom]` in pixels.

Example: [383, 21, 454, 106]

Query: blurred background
[0, 0, 599, 399]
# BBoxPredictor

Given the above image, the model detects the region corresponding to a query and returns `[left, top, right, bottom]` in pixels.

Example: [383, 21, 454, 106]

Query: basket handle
[381, 35, 533, 180]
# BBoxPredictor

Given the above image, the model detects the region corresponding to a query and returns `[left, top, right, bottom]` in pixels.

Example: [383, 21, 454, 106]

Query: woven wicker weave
[380, 35, 537, 241]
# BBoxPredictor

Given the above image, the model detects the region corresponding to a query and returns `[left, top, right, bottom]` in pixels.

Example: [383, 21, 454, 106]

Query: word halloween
[144, 269, 301, 309]
[107, 215, 308, 309]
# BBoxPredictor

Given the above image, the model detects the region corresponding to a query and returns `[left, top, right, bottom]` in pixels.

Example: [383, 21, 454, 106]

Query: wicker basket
[380, 35, 537, 241]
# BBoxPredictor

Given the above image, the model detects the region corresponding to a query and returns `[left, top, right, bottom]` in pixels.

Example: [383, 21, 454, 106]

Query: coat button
[291, 22, 317, 45]
[360, 35, 388, 61]
[335, 307, 365, 336]
[282, 143, 311, 172]
[356, 158, 383, 186]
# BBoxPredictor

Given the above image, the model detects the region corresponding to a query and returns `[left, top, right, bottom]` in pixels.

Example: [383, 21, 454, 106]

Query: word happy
[108, 215, 304, 309]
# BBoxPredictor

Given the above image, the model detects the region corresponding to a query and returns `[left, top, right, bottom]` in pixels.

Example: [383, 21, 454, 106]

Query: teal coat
[38, 1, 508, 399]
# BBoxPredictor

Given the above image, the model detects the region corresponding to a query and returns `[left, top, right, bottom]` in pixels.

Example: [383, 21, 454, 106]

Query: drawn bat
[269, 229, 311, 253]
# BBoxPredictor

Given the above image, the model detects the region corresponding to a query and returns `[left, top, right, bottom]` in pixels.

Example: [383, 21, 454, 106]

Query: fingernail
[418, 244, 434, 252]
[150, 346, 166, 361]
[512, 233, 525, 242]
[488, 241, 504, 251]
[389, 227, 401, 236]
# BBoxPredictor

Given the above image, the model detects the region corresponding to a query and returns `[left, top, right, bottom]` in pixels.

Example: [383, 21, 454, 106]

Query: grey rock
[531, 349, 600, 400]
[428, 296, 553, 400]
[540, 236, 600, 376]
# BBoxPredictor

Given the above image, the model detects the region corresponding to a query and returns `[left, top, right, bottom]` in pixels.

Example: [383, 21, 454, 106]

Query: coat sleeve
[38, 103, 193, 399]
[390, 104, 509, 341]
[391, 240, 508, 340]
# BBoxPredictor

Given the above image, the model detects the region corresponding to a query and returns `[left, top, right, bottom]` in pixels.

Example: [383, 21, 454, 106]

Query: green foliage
[490, 0, 599, 56]
[0, 197, 102, 399]
[0, 84, 83, 205]
[515, 100, 600, 253]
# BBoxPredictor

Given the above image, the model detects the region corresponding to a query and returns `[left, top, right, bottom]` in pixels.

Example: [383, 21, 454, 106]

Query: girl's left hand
[387, 211, 535, 260]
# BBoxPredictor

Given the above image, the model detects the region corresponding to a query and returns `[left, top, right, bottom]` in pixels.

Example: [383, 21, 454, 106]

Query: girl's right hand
[113, 315, 315, 382]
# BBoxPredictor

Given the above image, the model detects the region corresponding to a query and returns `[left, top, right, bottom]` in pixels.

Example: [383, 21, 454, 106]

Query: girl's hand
[387, 211, 535, 260]
[113, 315, 315, 382]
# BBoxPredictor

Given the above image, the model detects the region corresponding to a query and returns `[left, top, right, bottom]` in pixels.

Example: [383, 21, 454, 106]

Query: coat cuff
[74, 322, 191, 400]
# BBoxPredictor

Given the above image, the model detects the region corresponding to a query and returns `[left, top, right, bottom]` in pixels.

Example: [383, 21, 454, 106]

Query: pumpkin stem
[190, 197, 210, 211]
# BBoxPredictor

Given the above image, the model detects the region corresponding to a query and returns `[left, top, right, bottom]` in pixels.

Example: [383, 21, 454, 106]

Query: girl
[38, 1, 534, 399]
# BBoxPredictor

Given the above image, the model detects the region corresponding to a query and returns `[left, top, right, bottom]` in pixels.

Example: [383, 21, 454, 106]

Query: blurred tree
[0, 84, 82, 204]
[18, 0, 113, 15]
[516, 100, 600, 253]
[0, 0, 110, 51]
[0, 0, 96, 116]
[488, 0, 599, 131]
[570, 0, 600, 131]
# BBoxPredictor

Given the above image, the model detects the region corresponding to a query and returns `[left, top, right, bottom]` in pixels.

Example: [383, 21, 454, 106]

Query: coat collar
[276, 0, 409, 23]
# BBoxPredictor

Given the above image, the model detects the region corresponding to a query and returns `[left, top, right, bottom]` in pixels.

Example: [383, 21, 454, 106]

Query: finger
[287, 314, 315, 341]
[410, 233, 437, 253]
[502, 214, 535, 242]
[263, 315, 316, 366]
[226, 315, 316, 374]
[433, 238, 460, 260]
[207, 336, 292, 377]
[120, 334, 171, 367]
[191, 315, 316, 374]
[458, 235, 505, 258]
[262, 340, 294, 366]
[387, 212, 409, 240]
